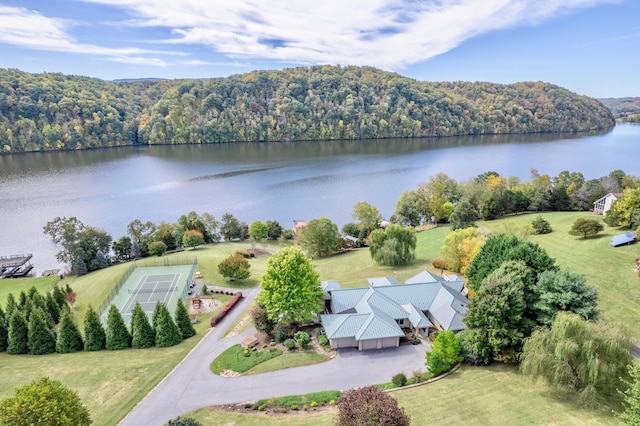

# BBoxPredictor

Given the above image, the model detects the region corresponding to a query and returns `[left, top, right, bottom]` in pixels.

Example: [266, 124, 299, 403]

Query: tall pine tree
[174, 302, 196, 339]
[45, 292, 61, 324]
[52, 285, 67, 309]
[5, 293, 17, 320]
[56, 309, 84, 353]
[131, 303, 155, 349]
[7, 310, 29, 355]
[155, 304, 183, 348]
[0, 314, 8, 352]
[83, 305, 106, 351]
[105, 305, 131, 350]
[27, 308, 56, 355]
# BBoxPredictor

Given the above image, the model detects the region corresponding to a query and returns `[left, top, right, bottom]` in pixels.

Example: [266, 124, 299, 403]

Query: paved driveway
[119, 287, 429, 425]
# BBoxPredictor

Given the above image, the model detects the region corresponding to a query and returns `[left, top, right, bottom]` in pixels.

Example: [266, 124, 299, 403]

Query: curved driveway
[119, 287, 428, 425]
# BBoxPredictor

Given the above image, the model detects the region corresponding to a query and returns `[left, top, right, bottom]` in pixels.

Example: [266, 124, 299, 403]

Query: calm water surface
[1, 124, 638, 273]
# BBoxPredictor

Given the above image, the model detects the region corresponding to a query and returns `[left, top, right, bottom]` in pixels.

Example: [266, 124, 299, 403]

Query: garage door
[333, 337, 357, 348]
[381, 337, 398, 348]
[360, 339, 379, 350]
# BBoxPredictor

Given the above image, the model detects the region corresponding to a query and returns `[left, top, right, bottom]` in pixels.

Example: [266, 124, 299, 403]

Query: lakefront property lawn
[2, 212, 636, 425]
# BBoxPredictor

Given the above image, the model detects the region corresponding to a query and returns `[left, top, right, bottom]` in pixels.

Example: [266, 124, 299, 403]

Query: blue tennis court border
[100, 264, 196, 326]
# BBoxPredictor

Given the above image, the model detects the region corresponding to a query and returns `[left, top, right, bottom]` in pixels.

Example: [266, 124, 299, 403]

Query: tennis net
[129, 287, 177, 294]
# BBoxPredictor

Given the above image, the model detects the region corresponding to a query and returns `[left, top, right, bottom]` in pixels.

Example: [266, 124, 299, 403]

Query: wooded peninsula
[0, 66, 615, 154]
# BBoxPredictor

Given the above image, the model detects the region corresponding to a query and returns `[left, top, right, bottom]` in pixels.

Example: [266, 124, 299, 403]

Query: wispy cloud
[0, 6, 169, 64]
[80, 0, 619, 69]
[0, 1, 620, 70]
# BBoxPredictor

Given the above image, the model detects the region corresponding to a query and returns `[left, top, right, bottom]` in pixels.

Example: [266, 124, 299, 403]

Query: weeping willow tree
[520, 312, 633, 406]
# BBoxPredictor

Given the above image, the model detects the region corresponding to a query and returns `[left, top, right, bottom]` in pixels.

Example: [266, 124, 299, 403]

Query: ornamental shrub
[318, 335, 329, 347]
[294, 331, 311, 348]
[283, 338, 296, 350]
[392, 373, 408, 387]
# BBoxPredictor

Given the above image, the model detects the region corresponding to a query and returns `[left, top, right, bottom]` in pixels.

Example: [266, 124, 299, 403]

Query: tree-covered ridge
[598, 97, 640, 123]
[0, 66, 615, 153]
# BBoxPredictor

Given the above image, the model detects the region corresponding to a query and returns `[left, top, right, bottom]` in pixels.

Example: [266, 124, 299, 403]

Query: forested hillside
[0, 66, 615, 154]
[598, 97, 640, 123]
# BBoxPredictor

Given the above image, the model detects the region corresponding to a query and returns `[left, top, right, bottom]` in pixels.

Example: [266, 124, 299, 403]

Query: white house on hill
[319, 270, 468, 351]
[593, 192, 622, 215]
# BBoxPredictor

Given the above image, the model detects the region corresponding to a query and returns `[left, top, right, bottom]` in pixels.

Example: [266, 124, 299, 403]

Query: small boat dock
[0, 253, 34, 278]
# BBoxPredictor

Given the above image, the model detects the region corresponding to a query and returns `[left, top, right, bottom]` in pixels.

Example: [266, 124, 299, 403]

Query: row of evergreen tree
[0, 285, 196, 355]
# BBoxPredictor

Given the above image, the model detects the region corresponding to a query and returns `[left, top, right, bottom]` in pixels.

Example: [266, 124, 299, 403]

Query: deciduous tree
[426, 330, 463, 376]
[534, 269, 599, 325]
[351, 201, 383, 237]
[449, 199, 478, 230]
[368, 224, 416, 266]
[569, 217, 604, 239]
[182, 229, 204, 249]
[440, 227, 485, 273]
[336, 386, 410, 426]
[0, 377, 92, 426]
[521, 312, 633, 405]
[218, 253, 251, 281]
[249, 221, 268, 240]
[148, 241, 167, 257]
[258, 247, 323, 325]
[617, 362, 640, 425]
[299, 218, 342, 258]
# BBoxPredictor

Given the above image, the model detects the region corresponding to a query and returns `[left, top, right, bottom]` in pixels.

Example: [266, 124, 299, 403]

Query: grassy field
[477, 212, 640, 342]
[188, 364, 619, 425]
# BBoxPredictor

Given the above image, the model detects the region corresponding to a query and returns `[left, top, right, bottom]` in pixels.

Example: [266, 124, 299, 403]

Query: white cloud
[0, 6, 169, 63]
[80, 0, 619, 69]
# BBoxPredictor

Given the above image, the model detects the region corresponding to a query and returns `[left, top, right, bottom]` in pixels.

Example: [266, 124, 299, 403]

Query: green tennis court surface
[101, 264, 195, 325]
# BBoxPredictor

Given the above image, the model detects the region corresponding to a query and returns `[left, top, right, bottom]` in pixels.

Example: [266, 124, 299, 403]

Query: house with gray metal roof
[319, 270, 468, 351]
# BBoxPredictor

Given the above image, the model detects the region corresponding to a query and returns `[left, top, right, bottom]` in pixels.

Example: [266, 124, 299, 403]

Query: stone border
[386, 363, 461, 393]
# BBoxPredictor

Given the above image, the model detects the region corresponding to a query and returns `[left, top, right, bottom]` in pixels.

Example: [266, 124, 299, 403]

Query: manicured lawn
[188, 364, 619, 425]
[0, 275, 62, 308]
[245, 351, 329, 375]
[211, 344, 283, 374]
[0, 312, 215, 426]
[312, 226, 450, 288]
[478, 212, 640, 342]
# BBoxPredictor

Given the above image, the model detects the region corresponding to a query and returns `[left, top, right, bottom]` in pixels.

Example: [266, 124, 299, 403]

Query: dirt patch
[246, 248, 270, 257]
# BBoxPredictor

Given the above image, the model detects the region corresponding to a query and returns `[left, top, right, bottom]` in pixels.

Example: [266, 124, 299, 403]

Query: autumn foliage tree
[336, 386, 410, 426]
[217, 252, 251, 281]
[182, 229, 205, 249]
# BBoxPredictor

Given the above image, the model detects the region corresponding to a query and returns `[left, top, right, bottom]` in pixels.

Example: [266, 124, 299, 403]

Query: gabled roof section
[320, 314, 369, 339]
[355, 288, 409, 320]
[321, 280, 341, 293]
[355, 315, 404, 340]
[367, 276, 400, 287]
[405, 270, 440, 284]
[429, 287, 468, 331]
[331, 288, 368, 314]
[402, 304, 433, 329]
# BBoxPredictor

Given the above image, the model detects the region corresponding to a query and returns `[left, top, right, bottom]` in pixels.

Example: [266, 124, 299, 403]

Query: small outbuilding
[611, 231, 636, 247]
[594, 192, 622, 215]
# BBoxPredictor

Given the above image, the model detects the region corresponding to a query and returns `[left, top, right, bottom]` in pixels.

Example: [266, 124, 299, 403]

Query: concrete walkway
[119, 287, 428, 425]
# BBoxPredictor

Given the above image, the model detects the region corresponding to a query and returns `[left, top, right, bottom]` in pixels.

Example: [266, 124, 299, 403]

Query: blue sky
[0, 0, 638, 98]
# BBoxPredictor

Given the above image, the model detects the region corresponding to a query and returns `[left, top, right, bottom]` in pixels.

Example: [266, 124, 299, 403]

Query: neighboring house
[593, 192, 622, 215]
[319, 270, 468, 351]
[611, 231, 637, 247]
[342, 235, 359, 249]
[292, 220, 308, 237]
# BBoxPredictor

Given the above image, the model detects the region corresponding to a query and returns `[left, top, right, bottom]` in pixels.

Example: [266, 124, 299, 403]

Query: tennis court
[100, 264, 196, 325]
